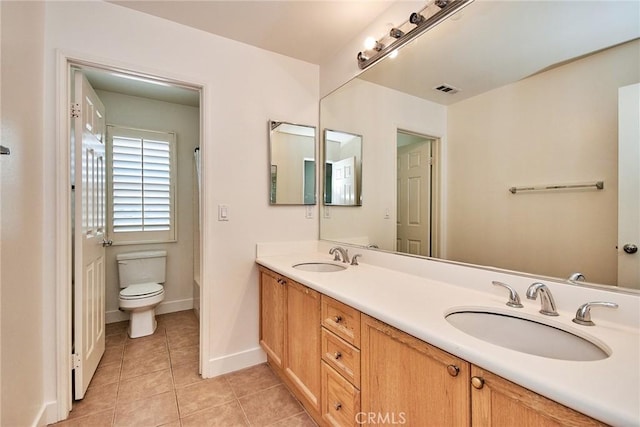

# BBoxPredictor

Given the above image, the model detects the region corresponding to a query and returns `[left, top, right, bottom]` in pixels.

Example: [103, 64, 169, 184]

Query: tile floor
[52, 310, 316, 427]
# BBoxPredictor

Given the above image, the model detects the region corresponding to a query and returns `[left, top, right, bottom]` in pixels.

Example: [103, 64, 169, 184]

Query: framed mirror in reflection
[269, 120, 316, 205]
[323, 129, 362, 206]
[319, 1, 640, 290]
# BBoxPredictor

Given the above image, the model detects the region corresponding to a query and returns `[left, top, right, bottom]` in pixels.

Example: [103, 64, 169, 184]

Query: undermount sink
[292, 262, 347, 272]
[445, 309, 609, 361]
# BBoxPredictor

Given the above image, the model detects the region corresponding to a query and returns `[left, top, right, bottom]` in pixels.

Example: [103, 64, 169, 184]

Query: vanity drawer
[322, 361, 360, 427]
[322, 328, 360, 388]
[322, 296, 361, 347]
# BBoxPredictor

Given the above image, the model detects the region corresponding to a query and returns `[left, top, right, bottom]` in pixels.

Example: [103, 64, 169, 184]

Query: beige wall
[0, 0, 319, 423]
[40, 1, 319, 418]
[95, 90, 199, 321]
[0, 2, 47, 426]
[446, 40, 640, 285]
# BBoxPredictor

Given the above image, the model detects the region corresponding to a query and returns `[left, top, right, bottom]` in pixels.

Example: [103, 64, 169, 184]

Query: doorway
[59, 54, 206, 415]
[396, 130, 439, 257]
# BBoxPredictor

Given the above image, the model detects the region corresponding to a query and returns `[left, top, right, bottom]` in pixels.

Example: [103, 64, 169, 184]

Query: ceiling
[109, 0, 396, 65]
[84, 0, 397, 106]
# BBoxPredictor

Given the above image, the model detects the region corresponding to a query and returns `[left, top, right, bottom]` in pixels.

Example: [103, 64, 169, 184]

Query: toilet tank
[116, 250, 167, 287]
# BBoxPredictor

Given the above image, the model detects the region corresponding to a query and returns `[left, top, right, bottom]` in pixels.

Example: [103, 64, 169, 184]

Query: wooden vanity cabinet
[360, 314, 471, 426]
[320, 296, 362, 426]
[258, 267, 322, 418]
[285, 279, 321, 412]
[470, 366, 606, 427]
[259, 267, 285, 368]
[259, 267, 607, 426]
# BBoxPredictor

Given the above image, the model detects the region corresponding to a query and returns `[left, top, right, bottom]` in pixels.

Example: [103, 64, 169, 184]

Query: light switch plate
[218, 204, 229, 221]
[305, 206, 314, 219]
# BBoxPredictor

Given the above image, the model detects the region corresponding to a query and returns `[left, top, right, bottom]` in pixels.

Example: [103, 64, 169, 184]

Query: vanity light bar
[357, 0, 474, 70]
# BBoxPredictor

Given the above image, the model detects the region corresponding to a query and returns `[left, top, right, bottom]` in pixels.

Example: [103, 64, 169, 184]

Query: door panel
[73, 71, 106, 399]
[397, 140, 432, 256]
[331, 157, 357, 205]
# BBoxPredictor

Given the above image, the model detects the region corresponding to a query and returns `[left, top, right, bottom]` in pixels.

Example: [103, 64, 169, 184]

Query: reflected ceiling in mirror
[319, 0, 640, 289]
[269, 121, 316, 205]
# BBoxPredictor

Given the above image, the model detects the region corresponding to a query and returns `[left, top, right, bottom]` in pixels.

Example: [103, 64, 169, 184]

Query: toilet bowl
[119, 282, 165, 338]
[116, 250, 167, 338]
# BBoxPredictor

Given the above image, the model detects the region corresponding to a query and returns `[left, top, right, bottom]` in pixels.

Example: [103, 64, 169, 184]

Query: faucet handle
[572, 301, 619, 326]
[351, 254, 362, 266]
[492, 281, 523, 308]
[329, 247, 342, 262]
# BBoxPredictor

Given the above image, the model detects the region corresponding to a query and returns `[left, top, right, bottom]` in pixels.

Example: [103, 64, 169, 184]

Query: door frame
[54, 50, 209, 419]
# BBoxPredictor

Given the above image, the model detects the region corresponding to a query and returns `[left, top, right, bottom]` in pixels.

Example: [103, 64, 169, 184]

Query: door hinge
[71, 103, 81, 119]
[72, 353, 81, 370]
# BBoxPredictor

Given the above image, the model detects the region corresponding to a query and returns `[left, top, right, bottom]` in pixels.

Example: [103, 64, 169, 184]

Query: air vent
[434, 84, 460, 94]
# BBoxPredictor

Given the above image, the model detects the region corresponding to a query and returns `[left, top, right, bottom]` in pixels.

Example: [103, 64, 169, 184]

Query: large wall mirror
[269, 120, 316, 205]
[320, 0, 640, 289]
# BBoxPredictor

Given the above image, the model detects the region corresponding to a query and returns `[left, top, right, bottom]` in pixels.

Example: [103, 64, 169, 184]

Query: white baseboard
[33, 400, 58, 427]
[204, 346, 266, 378]
[106, 298, 194, 324]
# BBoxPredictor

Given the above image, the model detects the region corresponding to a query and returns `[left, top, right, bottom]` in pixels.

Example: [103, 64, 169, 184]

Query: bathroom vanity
[256, 241, 640, 426]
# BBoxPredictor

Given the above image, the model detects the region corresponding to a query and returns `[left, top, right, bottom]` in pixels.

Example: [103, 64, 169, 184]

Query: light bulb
[364, 37, 377, 50]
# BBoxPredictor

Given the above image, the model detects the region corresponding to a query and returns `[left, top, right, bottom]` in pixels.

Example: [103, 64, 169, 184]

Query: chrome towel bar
[509, 181, 603, 194]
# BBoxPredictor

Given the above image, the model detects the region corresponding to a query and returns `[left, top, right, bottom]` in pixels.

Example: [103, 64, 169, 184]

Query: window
[107, 126, 177, 244]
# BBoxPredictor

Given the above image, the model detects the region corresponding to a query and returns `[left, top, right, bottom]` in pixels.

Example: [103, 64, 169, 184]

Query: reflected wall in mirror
[320, 1, 640, 289]
[269, 120, 316, 205]
[323, 129, 362, 206]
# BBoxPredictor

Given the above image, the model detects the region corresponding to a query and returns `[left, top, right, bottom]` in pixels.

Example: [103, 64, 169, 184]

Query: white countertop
[256, 243, 640, 426]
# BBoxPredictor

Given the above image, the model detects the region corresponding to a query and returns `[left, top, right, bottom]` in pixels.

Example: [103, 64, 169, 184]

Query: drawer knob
[334, 402, 342, 411]
[447, 364, 460, 377]
[471, 376, 485, 389]
[334, 351, 342, 360]
[334, 315, 343, 323]
[277, 278, 286, 285]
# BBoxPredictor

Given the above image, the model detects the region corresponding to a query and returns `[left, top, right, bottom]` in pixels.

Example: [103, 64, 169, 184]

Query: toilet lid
[120, 282, 164, 300]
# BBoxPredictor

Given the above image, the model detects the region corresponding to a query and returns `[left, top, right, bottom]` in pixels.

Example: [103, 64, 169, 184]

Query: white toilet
[117, 250, 167, 338]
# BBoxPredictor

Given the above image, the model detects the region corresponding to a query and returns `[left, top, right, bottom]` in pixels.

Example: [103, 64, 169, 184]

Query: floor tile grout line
[225, 374, 253, 426]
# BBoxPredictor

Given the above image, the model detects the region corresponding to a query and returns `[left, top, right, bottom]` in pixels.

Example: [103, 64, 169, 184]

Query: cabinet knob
[334, 351, 342, 360]
[471, 376, 485, 389]
[334, 315, 343, 323]
[277, 278, 286, 285]
[447, 364, 460, 377]
[334, 402, 342, 411]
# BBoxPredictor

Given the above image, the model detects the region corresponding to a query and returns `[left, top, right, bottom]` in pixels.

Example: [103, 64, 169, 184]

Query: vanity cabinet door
[259, 267, 286, 368]
[361, 314, 470, 426]
[285, 280, 321, 412]
[470, 366, 605, 427]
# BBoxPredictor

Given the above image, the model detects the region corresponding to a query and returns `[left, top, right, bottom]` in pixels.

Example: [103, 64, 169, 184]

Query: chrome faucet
[492, 281, 523, 308]
[526, 282, 559, 316]
[568, 272, 586, 283]
[329, 246, 350, 263]
[572, 301, 618, 326]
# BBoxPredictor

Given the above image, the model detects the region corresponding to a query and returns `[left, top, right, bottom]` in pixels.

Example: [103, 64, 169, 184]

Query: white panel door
[331, 156, 357, 205]
[397, 141, 431, 256]
[618, 83, 640, 289]
[73, 72, 107, 399]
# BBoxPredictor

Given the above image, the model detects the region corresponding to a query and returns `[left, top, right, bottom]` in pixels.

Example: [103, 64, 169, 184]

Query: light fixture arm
[357, 0, 474, 70]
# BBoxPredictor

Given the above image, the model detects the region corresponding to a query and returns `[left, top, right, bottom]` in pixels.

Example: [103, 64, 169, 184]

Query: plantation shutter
[108, 126, 176, 243]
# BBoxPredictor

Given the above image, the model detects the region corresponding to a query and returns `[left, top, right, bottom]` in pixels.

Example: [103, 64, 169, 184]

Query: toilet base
[127, 308, 157, 338]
